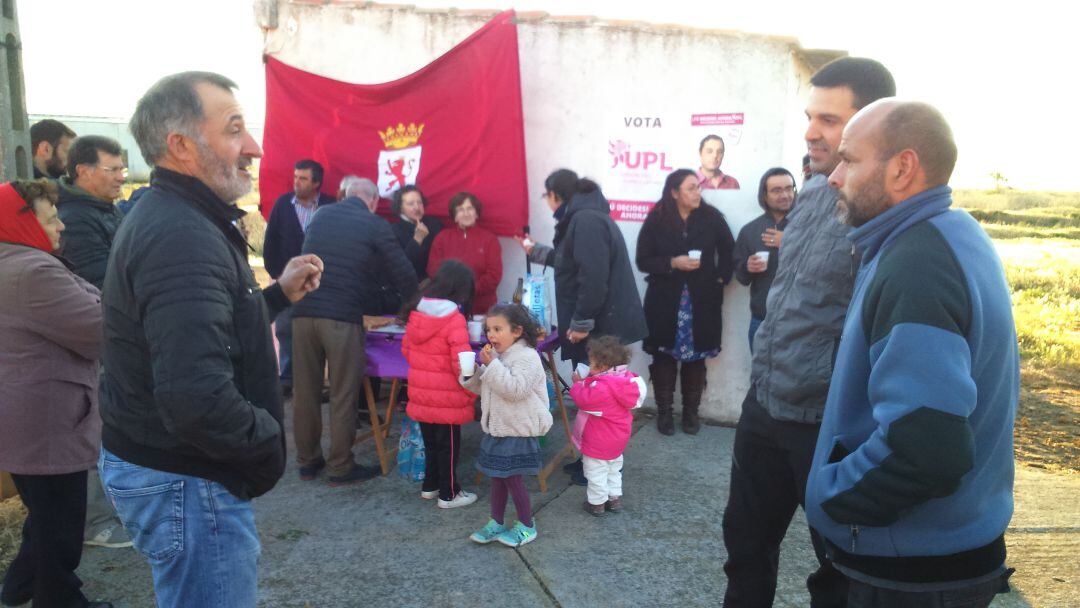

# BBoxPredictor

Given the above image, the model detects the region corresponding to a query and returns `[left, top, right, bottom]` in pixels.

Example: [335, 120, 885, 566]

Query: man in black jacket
[54, 134, 133, 551]
[97, 72, 323, 608]
[291, 176, 418, 485]
[732, 167, 796, 351]
[57, 136, 126, 289]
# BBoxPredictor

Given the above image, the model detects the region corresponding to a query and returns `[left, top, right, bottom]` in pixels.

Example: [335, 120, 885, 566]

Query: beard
[836, 166, 890, 228]
[195, 139, 253, 203]
[45, 152, 66, 179]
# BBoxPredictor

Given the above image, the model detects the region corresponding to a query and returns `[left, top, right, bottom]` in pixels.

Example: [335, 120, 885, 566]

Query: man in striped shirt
[263, 159, 336, 396]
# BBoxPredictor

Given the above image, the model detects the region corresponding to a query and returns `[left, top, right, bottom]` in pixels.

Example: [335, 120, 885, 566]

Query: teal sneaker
[469, 519, 507, 544]
[496, 521, 537, 547]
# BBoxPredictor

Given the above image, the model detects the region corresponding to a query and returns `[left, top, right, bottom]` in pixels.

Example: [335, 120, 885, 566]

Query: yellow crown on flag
[379, 122, 425, 149]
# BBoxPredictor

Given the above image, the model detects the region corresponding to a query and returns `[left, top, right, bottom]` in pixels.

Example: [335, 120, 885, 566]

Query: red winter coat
[426, 225, 503, 314]
[402, 299, 477, 425]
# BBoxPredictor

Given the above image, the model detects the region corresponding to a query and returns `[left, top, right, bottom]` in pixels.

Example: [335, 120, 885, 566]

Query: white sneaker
[437, 490, 478, 509]
[420, 490, 439, 500]
[84, 523, 133, 549]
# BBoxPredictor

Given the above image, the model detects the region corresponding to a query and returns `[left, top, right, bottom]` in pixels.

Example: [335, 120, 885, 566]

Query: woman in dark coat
[522, 170, 647, 365]
[390, 185, 442, 281]
[636, 169, 735, 435]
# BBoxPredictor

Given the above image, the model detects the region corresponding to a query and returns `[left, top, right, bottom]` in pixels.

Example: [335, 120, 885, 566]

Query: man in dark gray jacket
[290, 176, 418, 486]
[721, 57, 896, 608]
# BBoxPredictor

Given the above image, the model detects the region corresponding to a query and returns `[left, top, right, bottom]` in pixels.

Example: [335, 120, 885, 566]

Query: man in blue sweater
[806, 99, 1018, 607]
[722, 57, 895, 608]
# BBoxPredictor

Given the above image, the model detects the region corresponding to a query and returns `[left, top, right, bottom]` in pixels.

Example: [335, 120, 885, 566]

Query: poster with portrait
[603, 111, 746, 223]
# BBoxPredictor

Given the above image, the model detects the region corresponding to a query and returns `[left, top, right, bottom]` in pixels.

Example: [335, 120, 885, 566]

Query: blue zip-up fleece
[805, 186, 1018, 584]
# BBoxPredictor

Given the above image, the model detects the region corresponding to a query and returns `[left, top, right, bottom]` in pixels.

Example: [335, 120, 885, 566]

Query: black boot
[650, 355, 677, 436]
[680, 359, 707, 435]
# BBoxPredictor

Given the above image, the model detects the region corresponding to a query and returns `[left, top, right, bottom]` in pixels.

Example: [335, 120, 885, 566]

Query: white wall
[264, 3, 828, 423]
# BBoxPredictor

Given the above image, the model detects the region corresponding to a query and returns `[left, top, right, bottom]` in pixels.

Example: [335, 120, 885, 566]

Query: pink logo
[608, 140, 674, 171]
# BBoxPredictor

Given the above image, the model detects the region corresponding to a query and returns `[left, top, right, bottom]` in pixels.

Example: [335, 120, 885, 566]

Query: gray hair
[129, 71, 237, 166]
[341, 175, 378, 201]
[338, 174, 362, 197]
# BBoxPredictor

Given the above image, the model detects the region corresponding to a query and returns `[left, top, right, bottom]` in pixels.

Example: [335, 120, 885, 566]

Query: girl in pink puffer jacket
[569, 336, 647, 516]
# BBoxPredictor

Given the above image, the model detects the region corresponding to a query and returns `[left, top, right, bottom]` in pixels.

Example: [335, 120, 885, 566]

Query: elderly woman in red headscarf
[0, 180, 112, 608]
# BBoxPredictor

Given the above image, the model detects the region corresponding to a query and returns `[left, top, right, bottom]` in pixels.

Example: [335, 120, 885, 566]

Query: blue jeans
[98, 448, 260, 607]
[275, 306, 293, 385]
[748, 316, 764, 353]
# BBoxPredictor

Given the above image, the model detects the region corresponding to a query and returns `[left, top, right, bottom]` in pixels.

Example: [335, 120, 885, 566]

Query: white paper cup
[687, 249, 702, 261]
[458, 351, 476, 377]
[467, 320, 484, 343]
[576, 362, 590, 378]
[756, 251, 770, 264]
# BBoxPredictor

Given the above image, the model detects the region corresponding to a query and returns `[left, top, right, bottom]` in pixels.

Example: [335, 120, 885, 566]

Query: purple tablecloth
[365, 327, 560, 380]
[537, 329, 560, 354]
[364, 333, 409, 379]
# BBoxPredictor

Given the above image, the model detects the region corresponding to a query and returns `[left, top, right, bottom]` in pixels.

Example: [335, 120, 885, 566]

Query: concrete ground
[72, 402, 1076, 607]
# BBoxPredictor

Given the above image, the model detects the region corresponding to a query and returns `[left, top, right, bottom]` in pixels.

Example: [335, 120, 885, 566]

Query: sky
[17, 0, 1079, 190]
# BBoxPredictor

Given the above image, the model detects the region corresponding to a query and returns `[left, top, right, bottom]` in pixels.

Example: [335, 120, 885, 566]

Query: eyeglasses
[768, 185, 796, 196]
[95, 165, 129, 179]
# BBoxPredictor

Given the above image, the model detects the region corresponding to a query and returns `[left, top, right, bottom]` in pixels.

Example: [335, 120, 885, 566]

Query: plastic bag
[521, 274, 552, 328]
[396, 415, 426, 482]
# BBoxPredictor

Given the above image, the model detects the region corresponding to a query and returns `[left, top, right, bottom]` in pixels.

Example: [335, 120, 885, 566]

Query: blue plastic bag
[522, 274, 551, 328]
[397, 415, 425, 482]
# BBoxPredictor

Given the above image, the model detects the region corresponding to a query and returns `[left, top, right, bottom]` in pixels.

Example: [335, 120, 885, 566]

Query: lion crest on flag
[377, 122, 424, 198]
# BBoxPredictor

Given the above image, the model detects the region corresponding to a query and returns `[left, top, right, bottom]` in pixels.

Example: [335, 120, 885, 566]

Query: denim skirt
[476, 433, 542, 477]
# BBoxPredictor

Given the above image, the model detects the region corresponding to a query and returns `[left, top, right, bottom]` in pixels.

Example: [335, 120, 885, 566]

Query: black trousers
[721, 390, 847, 608]
[418, 423, 462, 501]
[846, 570, 1012, 608]
[1, 471, 89, 608]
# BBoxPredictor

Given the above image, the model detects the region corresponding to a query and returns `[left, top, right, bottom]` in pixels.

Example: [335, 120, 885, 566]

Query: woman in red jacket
[426, 192, 503, 313]
[401, 260, 479, 509]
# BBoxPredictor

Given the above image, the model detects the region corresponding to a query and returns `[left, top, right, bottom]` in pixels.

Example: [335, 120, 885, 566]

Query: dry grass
[956, 192, 1080, 474]
[0, 497, 27, 573]
[995, 240, 1080, 473]
[954, 189, 1080, 210]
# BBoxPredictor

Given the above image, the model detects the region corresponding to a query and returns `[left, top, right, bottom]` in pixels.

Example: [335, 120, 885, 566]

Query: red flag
[260, 10, 528, 236]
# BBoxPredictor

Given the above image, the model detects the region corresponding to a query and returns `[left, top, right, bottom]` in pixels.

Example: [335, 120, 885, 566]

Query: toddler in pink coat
[569, 336, 647, 516]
